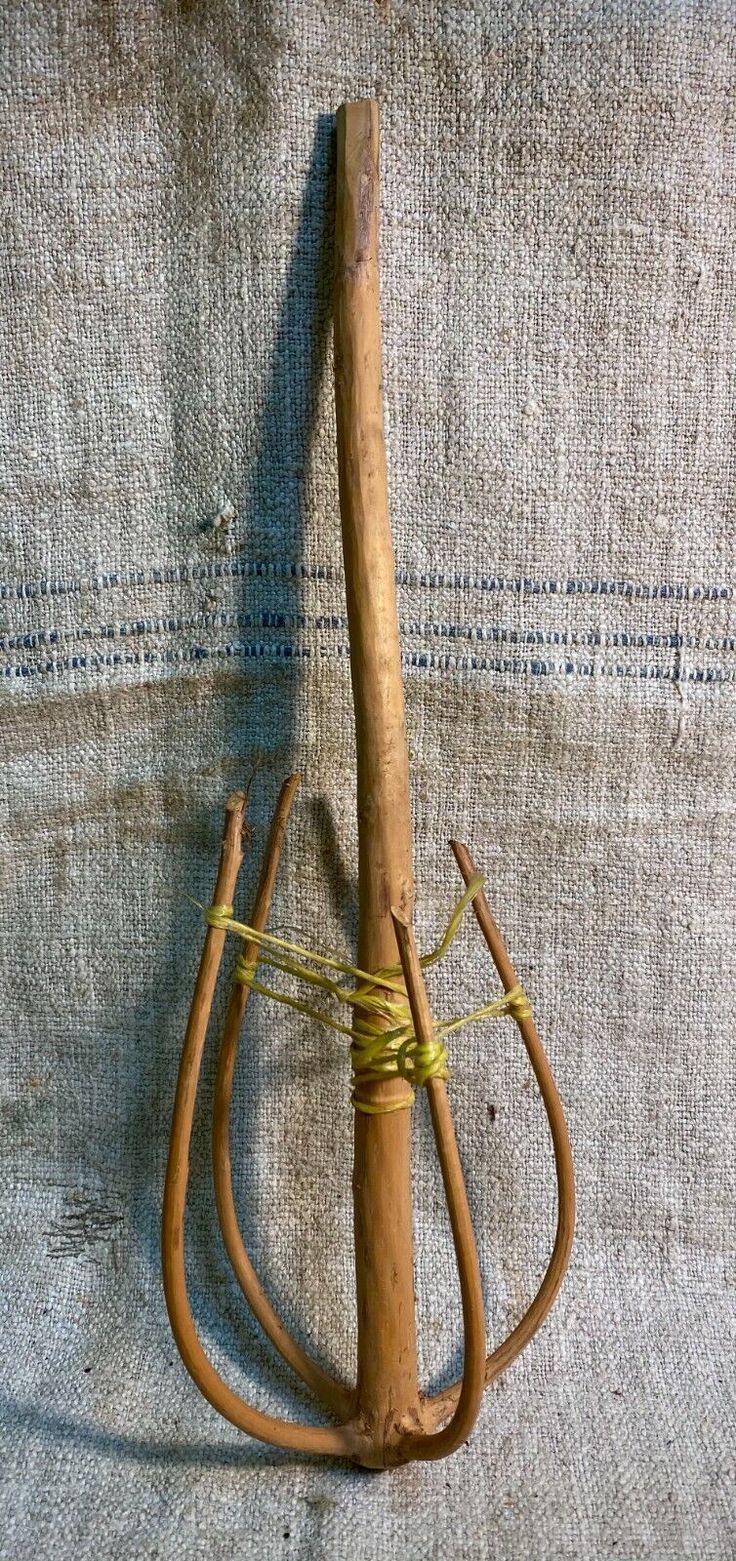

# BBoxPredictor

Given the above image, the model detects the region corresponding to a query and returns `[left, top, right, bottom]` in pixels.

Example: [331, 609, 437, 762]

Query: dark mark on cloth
[45, 1189, 123, 1259]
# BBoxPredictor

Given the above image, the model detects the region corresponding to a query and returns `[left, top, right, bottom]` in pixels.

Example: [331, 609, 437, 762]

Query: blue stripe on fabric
[0, 559, 732, 605]
[2, 611, 735, 657]
[4, 641, 733, 683]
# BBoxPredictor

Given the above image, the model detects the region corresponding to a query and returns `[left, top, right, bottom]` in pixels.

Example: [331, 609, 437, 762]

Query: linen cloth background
[1, 3, 734, 1557]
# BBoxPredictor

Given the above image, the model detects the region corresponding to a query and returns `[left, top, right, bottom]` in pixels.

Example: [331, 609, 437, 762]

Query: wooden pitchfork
[162, 100, 575, 1469]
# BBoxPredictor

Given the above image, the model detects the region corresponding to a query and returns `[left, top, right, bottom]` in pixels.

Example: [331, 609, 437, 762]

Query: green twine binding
[204, 875, 531, 1115]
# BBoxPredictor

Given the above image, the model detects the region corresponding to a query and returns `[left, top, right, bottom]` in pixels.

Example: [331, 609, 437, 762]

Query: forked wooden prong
[389, 907, 487, 1460]
[163, 94, 575, 1466]
[212, 775, 354, 1421]
[162, 791, 360, 1458]
[422, 841, 576, 1429]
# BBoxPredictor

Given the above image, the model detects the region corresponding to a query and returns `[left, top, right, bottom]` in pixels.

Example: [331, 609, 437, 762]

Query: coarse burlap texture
[1, 3, 734, 1558]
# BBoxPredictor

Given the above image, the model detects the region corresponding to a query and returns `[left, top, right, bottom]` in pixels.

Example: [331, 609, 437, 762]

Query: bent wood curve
[161, 791, 358, 1459]
[390, 910, 487, 1462]
[424, 841, 576, 1430]
[212, 776, 354, 1421]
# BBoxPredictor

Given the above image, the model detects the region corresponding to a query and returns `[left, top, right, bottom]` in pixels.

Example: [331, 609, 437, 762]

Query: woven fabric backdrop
[1, 3, 734, 1557]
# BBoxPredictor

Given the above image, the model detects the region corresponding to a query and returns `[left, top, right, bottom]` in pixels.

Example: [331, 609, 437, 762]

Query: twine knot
[203, 874, 532, 1116]
[503, 983, 532, 1022]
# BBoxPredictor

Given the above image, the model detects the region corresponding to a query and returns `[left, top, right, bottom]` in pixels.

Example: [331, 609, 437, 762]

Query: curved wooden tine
[424, 840, 576, 1430]
[162, 791, 360, 1458]
[389, 908, 487, 1462]
[212, 775, 354, 1421]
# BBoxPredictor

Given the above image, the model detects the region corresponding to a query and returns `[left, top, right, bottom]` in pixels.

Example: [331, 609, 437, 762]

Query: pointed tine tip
[226, 790, 247, 814]
[224, 791, 248, 844]
[453, 839, 483, 877]
[279, 772, 301, 807]
[449, 838, 471, 871]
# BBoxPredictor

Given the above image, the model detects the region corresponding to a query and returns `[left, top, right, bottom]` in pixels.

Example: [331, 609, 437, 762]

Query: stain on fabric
[45, 1189, 123, 1260]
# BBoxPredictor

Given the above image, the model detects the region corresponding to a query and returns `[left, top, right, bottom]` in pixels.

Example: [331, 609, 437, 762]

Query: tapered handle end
[336, 99, 380, 276]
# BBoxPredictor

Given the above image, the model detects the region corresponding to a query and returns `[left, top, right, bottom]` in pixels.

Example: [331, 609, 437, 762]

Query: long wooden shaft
[334, 99, 421, 1458]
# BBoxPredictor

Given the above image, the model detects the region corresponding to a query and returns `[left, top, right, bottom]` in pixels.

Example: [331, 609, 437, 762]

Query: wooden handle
[334, 99, 421, 1461]
[334, 99, 413, 975]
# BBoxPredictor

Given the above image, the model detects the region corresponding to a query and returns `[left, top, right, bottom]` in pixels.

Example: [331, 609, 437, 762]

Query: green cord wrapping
[205, 874, 531, 1114]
